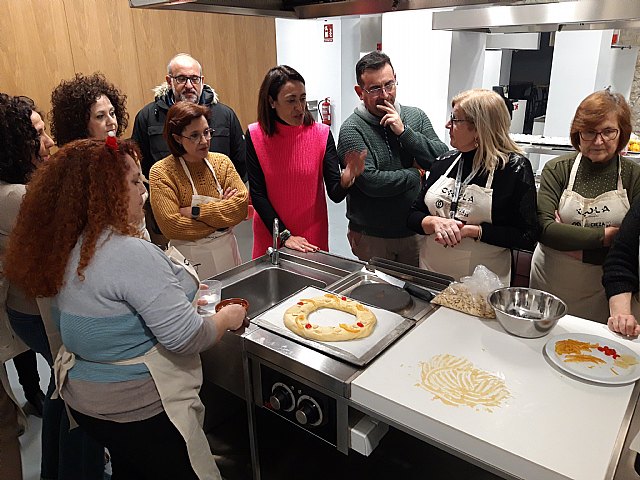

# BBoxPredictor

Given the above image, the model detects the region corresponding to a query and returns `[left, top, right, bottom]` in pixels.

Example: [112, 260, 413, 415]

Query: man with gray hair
[133, 53, 246, 180]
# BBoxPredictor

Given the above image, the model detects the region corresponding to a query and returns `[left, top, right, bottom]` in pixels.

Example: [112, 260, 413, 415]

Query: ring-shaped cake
[283, 293, 377, 341]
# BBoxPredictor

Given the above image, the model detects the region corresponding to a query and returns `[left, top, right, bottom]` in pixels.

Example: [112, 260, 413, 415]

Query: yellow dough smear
[416, 354, 510, 411]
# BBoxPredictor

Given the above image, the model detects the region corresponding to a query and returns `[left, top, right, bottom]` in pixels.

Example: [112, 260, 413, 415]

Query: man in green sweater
[337, 51, 448, 266]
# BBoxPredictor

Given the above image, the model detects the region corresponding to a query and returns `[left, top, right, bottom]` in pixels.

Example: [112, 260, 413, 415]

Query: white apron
[53, 253, 222, 480]
[420, 153, 511, 285]
[169, 157, 241, 281]
[530, 153, 635, 322]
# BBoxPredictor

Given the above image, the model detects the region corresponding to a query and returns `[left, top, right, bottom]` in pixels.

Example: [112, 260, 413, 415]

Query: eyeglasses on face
[170, 75, 202, 85]
[362, 80, 397, 96]
[449, 112, 471, 124]
[579, 128, 619, 142]
[180, 128, 214, 143]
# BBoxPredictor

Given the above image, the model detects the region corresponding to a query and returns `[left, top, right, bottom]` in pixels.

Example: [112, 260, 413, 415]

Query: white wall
[544, 30, 638, 138]
[381, 10, 453, 142]
[276, 17, 360, 139]
[482, 50, 503, 90]
[482, 49, 512, 90]
[448, 31, 487, 102]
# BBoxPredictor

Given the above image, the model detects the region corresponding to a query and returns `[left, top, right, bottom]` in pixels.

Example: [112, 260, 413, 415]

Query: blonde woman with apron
[407, 89, 538, 285]
[149, 103, 248, 281]
[168, 156, 242, 279]
[420, 152, 511, 285]
[530, 90, 640, 323]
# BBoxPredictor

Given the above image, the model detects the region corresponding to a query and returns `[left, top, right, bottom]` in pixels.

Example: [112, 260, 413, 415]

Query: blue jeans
[7, 307, 104, 480]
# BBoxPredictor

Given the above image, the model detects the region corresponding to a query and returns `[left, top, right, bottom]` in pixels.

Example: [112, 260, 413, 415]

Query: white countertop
[351, 308, 640, 480]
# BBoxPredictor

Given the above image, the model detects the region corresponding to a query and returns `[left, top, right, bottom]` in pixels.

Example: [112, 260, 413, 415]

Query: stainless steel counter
[201, 250, 640, 480]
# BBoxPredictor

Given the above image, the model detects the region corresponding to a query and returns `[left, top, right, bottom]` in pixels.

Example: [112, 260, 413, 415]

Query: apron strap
[485, 166, 495, 189]
[179, 156, 224, 197]
[566, 153, 582, 192]
[616, 155, 624, 192]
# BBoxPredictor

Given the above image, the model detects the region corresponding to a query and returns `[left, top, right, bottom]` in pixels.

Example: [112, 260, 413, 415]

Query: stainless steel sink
[200, 250, 363, 399]
[222, 268, 326, 319]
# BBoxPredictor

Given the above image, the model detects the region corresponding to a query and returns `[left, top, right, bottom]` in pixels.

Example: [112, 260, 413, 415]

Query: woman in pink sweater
[246, 65, 365, 258]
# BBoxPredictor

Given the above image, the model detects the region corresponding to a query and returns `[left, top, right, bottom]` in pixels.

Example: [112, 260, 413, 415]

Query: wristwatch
[279, 229, 291, 244]
[191, 205, 201, 220]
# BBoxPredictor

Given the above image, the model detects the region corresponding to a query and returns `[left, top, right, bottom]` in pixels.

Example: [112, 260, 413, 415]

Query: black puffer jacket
[132, 83, 246, 180]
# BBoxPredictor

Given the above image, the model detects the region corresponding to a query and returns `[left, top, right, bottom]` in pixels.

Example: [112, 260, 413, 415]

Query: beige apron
[420, 153, 511, 285]
[0, 272, 27, 431]
[139, 190, 151, 241]
[169, 157, 241, 281]
[53, 250, 222, 479]
[530, 153, 636, 322]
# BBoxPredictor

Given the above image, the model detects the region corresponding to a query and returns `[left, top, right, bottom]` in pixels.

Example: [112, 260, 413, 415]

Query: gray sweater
[337, 103, 447, 238]
[54, 232, 216, 421]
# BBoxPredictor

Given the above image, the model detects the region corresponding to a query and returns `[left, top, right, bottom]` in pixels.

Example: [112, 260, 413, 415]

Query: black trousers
[70, 408, 199, 480]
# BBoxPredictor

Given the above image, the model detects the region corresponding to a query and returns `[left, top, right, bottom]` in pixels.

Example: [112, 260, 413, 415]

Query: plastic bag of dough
[431, 265, 503, 318]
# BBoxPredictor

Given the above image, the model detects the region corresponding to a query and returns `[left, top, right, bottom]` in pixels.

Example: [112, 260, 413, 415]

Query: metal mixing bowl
[488, 287, 567, 338]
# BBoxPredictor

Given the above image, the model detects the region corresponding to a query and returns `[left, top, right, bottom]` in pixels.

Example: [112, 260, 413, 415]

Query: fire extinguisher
[320, 97, 331, 126]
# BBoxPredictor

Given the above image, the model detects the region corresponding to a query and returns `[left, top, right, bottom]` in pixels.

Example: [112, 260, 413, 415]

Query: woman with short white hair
[407, 88, 538, 285]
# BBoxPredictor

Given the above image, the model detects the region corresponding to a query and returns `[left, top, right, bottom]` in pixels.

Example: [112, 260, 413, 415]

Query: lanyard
[449, 154, 465, 219]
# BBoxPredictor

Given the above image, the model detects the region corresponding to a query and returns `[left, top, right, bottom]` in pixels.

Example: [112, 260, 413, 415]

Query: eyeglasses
[170, 75, 202, 85]
[449, 113, 472, 124]
[180, 128, 214, 143]
[579, 128, 619, 142]
[362, 80, 397, 96]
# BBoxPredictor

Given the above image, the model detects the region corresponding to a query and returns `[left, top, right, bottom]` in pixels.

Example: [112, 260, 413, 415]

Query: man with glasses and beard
[133, 53, 246, 246]
[337, 51, 447, 266]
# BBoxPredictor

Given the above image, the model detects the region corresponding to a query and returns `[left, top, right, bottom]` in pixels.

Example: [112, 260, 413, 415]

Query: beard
[173, 87, 200, 103]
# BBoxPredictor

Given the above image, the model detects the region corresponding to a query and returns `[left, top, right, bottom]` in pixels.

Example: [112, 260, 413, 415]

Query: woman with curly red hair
[4, 138, 245, 479]
[0, 93, 104, 480]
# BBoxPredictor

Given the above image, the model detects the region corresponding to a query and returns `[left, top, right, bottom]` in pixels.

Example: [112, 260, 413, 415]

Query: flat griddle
[350, 283, 413, 312]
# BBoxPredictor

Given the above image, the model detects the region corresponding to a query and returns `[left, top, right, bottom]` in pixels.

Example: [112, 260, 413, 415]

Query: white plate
[544, 333, 640, 385]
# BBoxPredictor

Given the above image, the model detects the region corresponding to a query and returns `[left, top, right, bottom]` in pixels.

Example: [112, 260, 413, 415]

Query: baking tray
[252, 286, 415, 367]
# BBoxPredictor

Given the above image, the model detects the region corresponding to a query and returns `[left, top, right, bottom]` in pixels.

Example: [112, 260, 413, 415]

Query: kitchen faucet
[268, 218, 280, 265]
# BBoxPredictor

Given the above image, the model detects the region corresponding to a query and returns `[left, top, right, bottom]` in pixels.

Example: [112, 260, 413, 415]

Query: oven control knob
[269, 383, 294, 412]
[295, 396, 323, 426]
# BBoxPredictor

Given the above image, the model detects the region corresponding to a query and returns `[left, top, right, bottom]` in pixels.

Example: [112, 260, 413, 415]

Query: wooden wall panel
[130, 8, 277, 130]
[0, 0, 75, 115]
[62, 0, 145, 135]
[0, 0, 276, 137]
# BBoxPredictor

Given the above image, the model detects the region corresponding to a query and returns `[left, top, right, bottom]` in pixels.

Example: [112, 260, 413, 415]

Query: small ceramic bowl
[215, 297, 250, 313]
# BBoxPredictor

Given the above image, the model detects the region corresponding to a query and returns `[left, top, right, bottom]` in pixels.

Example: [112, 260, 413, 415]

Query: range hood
[432, 0, 640, 33]
[129, 0, 640, 33]
[128, 0, 503, 19]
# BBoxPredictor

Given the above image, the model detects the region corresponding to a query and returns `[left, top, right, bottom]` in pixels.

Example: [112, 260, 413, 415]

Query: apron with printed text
[420, 153, 511, 285]
[53, 255, 222, 479]
[529, 153, 635, 322]
[169, 157, 241, 281]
